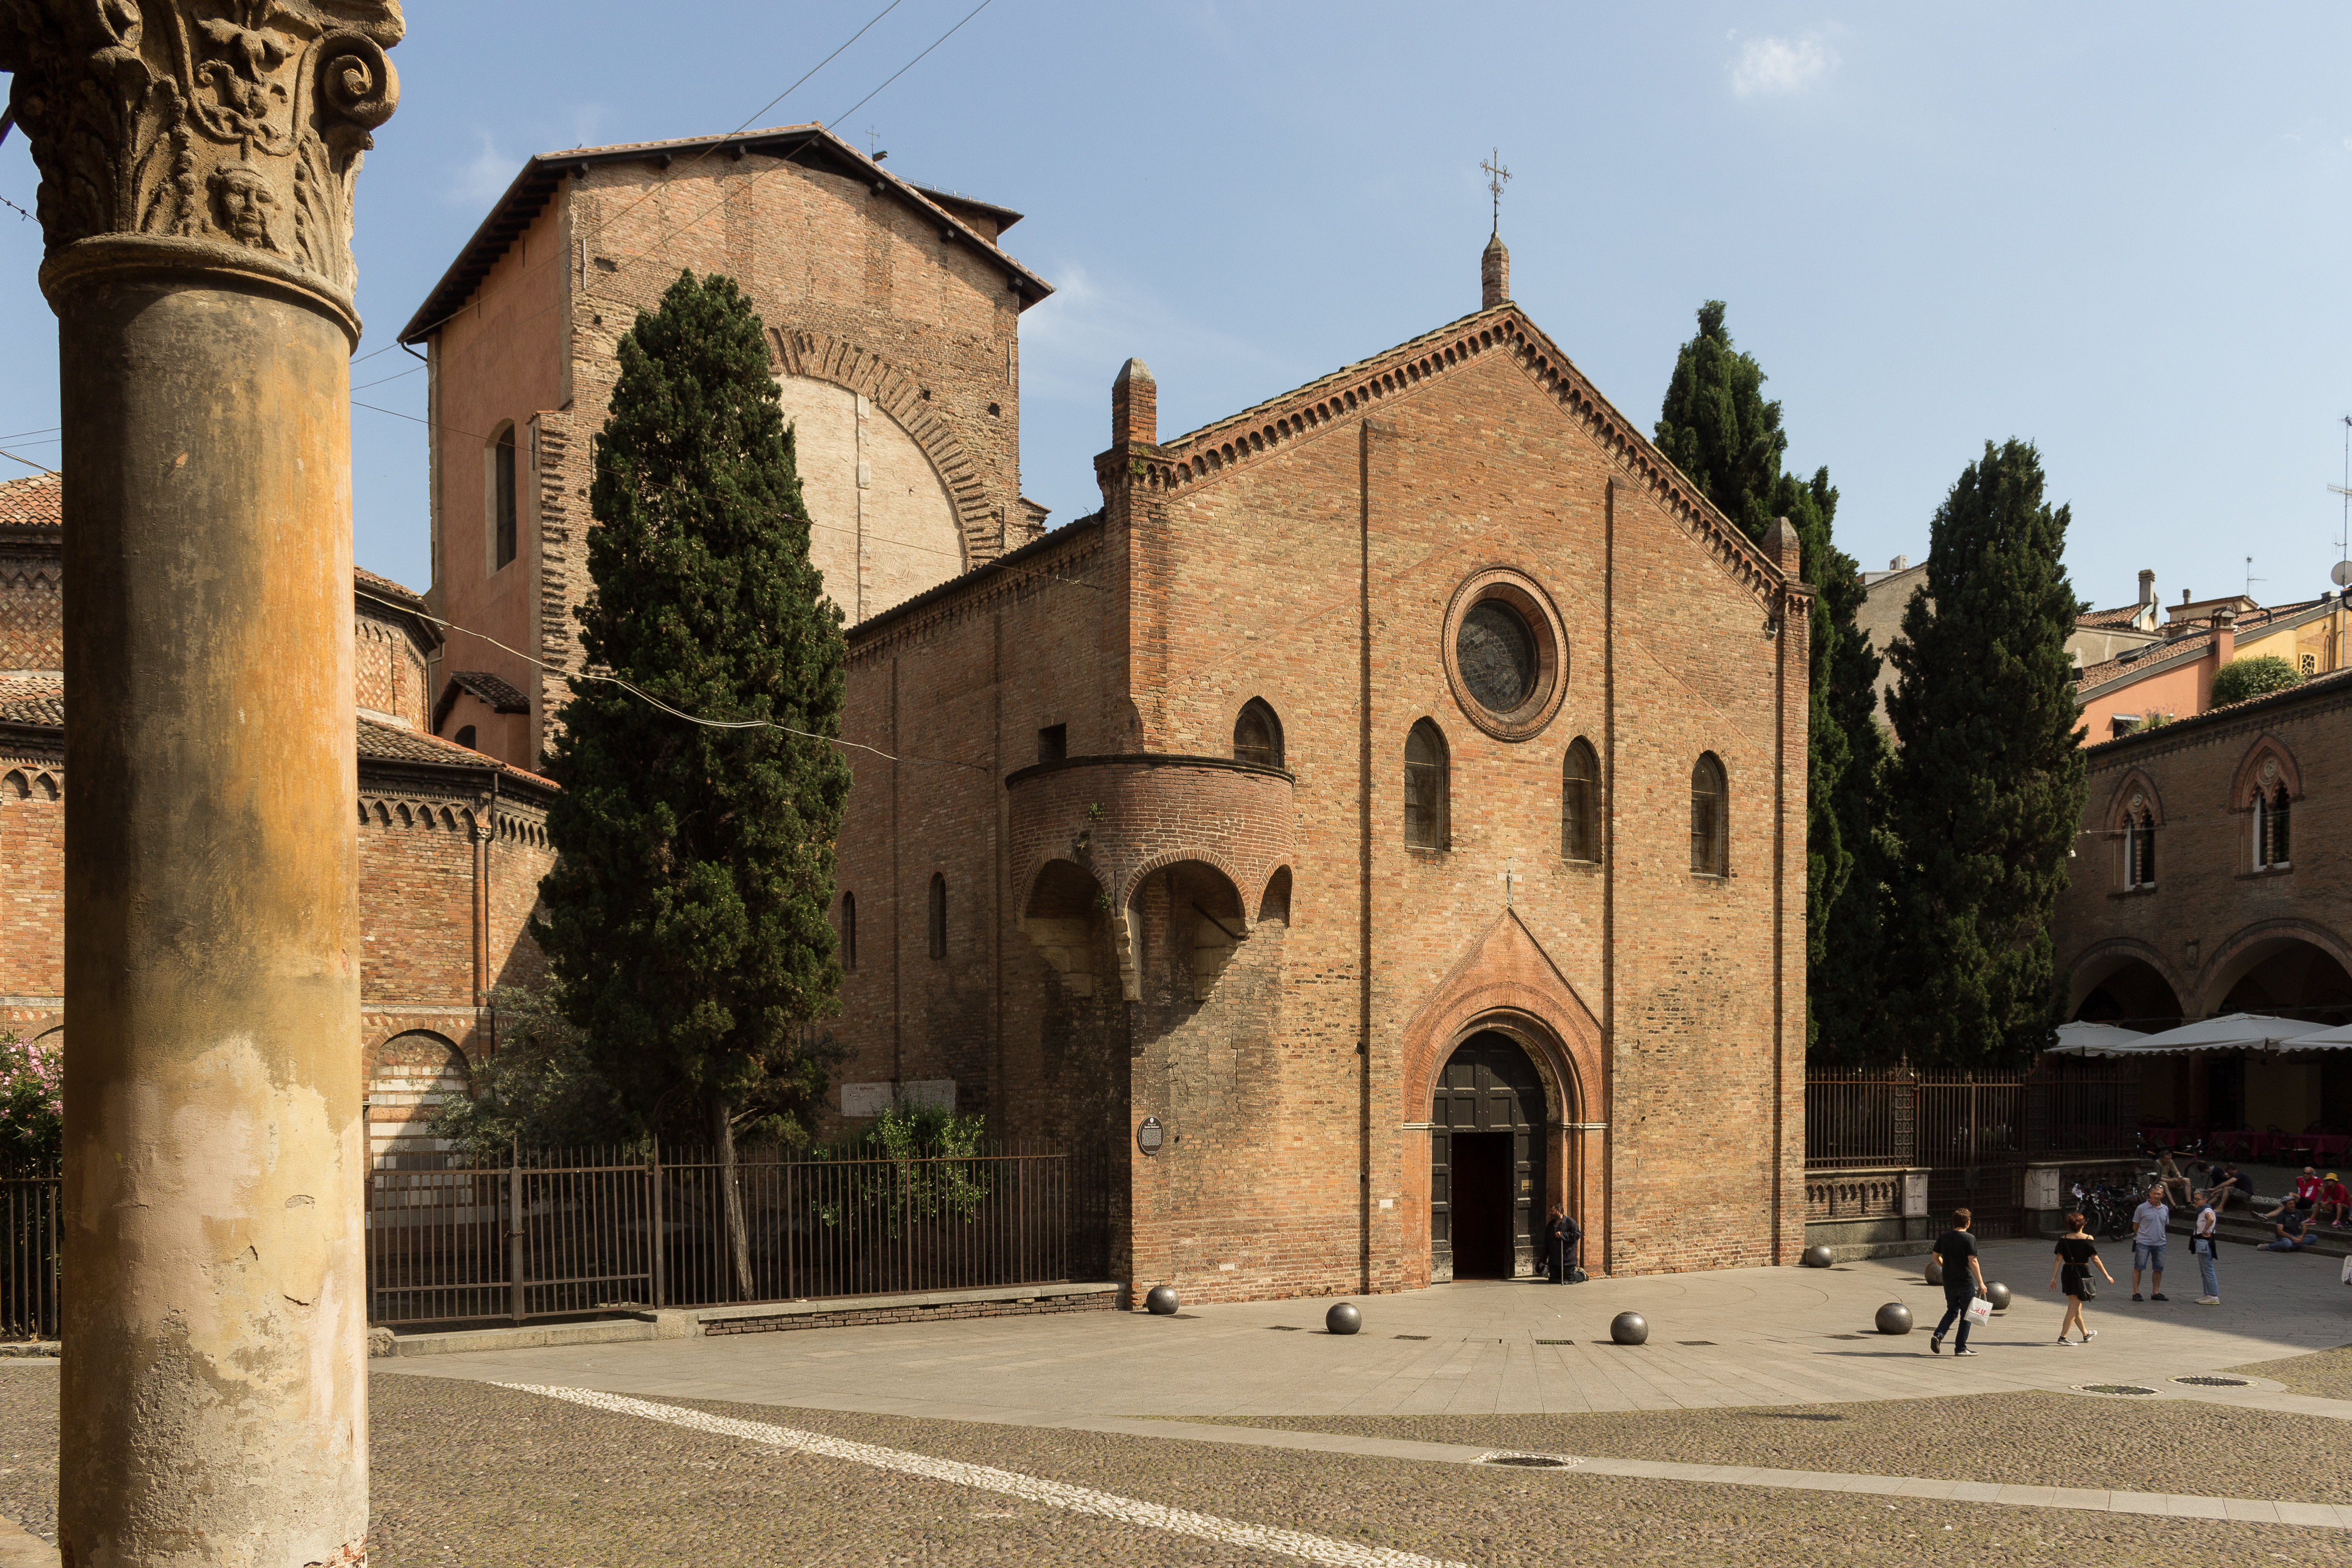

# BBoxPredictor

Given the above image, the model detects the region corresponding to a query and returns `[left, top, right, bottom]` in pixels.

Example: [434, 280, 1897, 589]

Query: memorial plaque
[1137, 1116, 1165, 1154]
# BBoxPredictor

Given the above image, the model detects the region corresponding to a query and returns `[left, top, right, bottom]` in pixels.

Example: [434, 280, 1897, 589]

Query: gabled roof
[2075, 597, 2337, 699]
[1140, 302, 1792, 605]
[399, 123, 1053, 344]
[2077, 603, 2151, 630]
[432, 671, 531, 733]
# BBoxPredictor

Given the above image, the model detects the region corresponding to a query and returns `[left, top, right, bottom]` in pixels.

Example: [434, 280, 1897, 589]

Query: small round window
[1441, 569, 1568, 741]
[1457, 601, 1536, 711]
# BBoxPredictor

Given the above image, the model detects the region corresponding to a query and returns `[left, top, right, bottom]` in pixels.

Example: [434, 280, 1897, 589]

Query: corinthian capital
[0, 0, 402, 321]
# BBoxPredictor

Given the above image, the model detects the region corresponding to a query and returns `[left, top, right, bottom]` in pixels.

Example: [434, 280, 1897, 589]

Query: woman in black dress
[2048, 1211, 2114, 1346]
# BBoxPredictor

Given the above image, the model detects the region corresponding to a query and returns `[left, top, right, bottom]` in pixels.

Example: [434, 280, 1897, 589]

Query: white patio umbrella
[2051, 1020, 2154, 1057]
[2110, 1012, 2331, 1055]
[2262, 1019, 2352, 1050]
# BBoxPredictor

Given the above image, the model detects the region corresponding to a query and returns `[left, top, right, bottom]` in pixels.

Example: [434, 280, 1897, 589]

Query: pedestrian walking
[1928, 1207, 1989, 1357]
[2130, 1185, 2171, 1301]
[2190, 1189, 2221, 1304]
[2048, 1211, 2112, 1345]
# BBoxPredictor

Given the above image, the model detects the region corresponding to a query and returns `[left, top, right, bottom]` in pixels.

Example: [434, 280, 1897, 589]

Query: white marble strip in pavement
[1054, 1415, 2352, 1529]
[505, 1384, 1472, 1568]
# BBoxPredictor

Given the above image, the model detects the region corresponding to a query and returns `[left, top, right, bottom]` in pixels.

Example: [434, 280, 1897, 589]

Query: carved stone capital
[0, 0, 402, 333]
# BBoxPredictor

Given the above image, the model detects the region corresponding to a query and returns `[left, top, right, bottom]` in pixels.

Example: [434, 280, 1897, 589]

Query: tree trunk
[714, 1096, 755, 1302]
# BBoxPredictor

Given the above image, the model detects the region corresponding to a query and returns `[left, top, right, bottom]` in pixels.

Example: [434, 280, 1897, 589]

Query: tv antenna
[2332, 415, 2352, 589]
[1481, 148, 1511, 233]
[2245, 555, 2264, 601]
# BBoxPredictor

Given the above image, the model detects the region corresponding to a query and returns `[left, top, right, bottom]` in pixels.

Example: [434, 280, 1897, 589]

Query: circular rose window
[1442, 569, 1568, 741]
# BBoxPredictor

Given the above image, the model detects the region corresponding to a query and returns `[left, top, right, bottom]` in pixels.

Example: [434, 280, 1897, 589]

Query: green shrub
[2210, 654, 2303, 708]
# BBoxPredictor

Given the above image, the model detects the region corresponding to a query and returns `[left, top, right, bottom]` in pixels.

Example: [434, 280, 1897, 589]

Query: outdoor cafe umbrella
[2051, 1020, 2153, 1057]
[2107, 1012, 2331, 1055]
[2264, 1019, 2352, 1050]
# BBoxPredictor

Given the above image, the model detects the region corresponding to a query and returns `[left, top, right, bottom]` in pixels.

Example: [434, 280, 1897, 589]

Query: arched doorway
[1431, 1030, 1545, 1281]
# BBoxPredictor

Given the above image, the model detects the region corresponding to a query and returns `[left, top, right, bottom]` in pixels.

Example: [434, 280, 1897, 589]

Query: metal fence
[365, 1141, 1113, 1328]
[1807, 1070, 2139, 1237]
[1807, 1071, 2138, 1171]
[0, 1171, 59, 1340]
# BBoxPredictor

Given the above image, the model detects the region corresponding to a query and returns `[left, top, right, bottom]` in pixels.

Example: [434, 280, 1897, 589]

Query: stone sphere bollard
[1610, 1312, 1648, 1346]
[1145, 1285, 1179, 1316]
[1325, 1301, 1362, 1335]
[1800, 1244, 1834, 1269]
[1985, 1282, 2012, 1313]
[1875, 1301, 1914, 1335]
[1923, 1257, 1944, 1289]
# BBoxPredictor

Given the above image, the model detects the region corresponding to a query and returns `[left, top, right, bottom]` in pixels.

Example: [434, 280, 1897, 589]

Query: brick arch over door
[768, 328, 1004, 569]
[1397, 910, 1605, 1289]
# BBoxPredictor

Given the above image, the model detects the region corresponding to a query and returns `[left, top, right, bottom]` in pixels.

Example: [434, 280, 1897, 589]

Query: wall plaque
[1137, 1116, 1165, 1155]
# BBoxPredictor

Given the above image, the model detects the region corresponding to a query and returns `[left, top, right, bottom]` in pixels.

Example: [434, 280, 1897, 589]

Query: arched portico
[2066, 939, 2188, 1029]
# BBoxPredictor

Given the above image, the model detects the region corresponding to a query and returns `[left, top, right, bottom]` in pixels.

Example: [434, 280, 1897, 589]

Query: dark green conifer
[1881, 441, 2087, 1069]
[535, 270, 851, 1296]
[1655, 302, 1875, 1054]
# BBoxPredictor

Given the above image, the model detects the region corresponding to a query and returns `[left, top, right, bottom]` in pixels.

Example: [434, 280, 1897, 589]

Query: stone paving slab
[382, 1237, 2352, 1427]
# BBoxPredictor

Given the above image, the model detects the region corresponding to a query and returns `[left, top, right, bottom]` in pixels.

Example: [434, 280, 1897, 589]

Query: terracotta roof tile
[0, 674, 62, 726]
[357, 715, 554, 786]
[2076, 604, 2147, 629]
[0, 473, 60, 528]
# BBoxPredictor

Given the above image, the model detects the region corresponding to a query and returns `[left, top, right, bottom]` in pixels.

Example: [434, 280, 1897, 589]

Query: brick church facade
[355, 122, 1804, 1294]
[832, 274, 1813, 1294]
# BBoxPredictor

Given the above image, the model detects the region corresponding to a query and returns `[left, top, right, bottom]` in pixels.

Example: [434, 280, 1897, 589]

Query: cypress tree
[535, 270, 851, 1296]
[1881, 440, 2087, 1069]
[1655, 302, 1876, 1053]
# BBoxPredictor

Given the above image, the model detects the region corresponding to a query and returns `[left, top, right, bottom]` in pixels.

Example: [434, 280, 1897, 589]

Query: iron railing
[1806, 1071, 2138, 1171]
[0, 1170, 59, 1340]
[364, 1141, 1112, 1328]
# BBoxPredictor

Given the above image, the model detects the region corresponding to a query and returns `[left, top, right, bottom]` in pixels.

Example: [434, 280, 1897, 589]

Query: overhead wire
[354, 586, 990, 771]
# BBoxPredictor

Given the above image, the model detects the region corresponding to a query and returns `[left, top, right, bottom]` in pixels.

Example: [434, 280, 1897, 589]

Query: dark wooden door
[1431, 1031, 1547, 1281]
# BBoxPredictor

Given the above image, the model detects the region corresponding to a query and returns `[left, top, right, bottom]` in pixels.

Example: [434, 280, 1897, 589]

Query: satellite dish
[2333, 560, 2352, 588]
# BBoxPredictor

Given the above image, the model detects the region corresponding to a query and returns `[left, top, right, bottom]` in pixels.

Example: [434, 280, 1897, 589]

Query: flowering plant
[0, 1033, 62, 1170]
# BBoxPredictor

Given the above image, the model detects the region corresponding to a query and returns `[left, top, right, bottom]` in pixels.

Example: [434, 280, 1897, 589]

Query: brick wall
[0, 561, 59, 673]
[2054, 670, 2352, 1024]
[827, 303, 1809, 1301]
[0, 747, 63, 1004]
[427, 143, 1044, 768]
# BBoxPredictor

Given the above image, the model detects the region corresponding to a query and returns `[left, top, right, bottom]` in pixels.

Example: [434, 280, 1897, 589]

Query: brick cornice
[1126, 304, 1796, 614]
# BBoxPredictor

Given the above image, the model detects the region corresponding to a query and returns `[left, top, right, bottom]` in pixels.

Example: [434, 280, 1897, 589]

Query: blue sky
[5, 4, 2351, 612]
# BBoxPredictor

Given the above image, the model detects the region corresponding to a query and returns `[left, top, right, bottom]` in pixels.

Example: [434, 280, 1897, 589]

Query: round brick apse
[1006, 753, 1294, 1002]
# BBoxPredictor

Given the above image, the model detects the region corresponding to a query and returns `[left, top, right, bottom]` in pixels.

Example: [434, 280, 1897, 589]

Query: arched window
[490, 424, 519, 571]
[1689, 753, 1728, 876]
[1404, 720, 1449, 849]
[1233, 699, 1284, 769]
[840, 892, 858, 970]
[2124, 806, 2157, 890]
[1562, 737, 1600, 863]
[2254, 783, 2292, 869]
[927, 872, 947, 959]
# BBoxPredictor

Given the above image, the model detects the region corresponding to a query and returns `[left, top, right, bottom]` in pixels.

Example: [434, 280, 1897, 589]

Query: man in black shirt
[1929, 1207, 1989, 1356]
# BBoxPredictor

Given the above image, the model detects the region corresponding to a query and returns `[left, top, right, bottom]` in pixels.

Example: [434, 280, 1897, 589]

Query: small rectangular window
[1037, 724, 1067, 764]
[493, 429, 518, 570]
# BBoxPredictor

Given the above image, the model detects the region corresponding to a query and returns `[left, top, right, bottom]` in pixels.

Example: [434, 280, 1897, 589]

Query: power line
[355, 586, 986, 770]
[832, 0, 994, 126]
[346, 0, 914, 371]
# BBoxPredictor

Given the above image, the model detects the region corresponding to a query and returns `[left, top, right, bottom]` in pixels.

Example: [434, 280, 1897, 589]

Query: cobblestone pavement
[3, 1365, 2350, 1563]
[2230, 1343, 2352, 1401]
[1159, 1390, 2352, 1504]
[0, 1370, 53, 1548]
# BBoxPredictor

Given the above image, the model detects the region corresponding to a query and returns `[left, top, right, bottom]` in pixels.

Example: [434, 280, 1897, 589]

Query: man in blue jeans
[1928, 1207, 1989, 1356]
[2131, 1185, 2171, 1301]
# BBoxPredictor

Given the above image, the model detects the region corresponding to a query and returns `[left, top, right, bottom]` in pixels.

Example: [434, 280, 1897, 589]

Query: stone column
[0, 6, 400, 1564]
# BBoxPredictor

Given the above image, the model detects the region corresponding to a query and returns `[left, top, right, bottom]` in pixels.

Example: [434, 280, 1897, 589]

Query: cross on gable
[1481, 148, 1512, 231]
